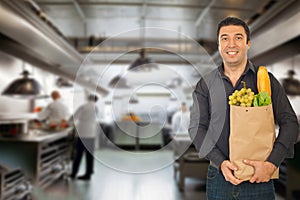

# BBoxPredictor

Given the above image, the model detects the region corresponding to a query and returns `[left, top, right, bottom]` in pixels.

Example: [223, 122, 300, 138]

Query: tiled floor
[32, 149, 286, 200]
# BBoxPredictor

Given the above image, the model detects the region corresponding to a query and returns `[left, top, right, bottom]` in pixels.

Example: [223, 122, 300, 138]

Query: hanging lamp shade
[129, 96, 139, 104]
[2, 70, 41, 96]
[128, 49, 158, 71]
[128, 57, 152, 71]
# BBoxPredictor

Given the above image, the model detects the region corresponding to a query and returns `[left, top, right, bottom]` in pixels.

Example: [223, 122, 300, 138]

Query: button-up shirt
[190, 61, 299, 167]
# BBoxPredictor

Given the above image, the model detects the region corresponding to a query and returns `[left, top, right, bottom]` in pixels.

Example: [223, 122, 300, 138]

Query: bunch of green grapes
[228, 81, 255, 107]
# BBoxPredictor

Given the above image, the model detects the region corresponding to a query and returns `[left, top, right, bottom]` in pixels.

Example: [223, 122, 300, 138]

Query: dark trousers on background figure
[70, 138, 95, 180]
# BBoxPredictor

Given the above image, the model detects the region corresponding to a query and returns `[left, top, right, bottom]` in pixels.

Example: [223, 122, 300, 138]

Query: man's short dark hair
[217, 17, 250, 44]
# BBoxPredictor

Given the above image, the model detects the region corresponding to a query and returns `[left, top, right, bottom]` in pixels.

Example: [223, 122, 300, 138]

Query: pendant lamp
[128, 49, 155, 71]
[2, 70, 41, 97]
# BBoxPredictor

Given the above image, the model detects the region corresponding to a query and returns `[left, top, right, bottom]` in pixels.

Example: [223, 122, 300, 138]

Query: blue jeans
[206, 165, 275, 200]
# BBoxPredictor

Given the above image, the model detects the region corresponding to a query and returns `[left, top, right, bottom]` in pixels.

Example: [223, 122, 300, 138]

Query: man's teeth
[227, 52, 237, 55]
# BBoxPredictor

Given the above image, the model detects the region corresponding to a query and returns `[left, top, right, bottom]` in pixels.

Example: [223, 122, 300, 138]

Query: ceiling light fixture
[128, 3, 158, 72]
[128, 49, 158, 71]
[2, 67, 42, 97]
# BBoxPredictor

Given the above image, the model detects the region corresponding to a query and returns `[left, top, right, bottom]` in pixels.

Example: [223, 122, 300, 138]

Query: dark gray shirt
[189, 61, 299, 168]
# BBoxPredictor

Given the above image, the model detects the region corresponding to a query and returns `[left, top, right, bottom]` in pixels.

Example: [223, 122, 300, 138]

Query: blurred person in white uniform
[38, 90, 70, 126]
[70, 94, 99, 180]
[163, 102, 190, 145]
[171, 102, 190, 135]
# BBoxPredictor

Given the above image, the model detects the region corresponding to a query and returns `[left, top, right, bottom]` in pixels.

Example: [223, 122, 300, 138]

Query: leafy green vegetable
[253, 96, 258, 107]
[253, 92, 272, 107]
[264, 95, 271, 105]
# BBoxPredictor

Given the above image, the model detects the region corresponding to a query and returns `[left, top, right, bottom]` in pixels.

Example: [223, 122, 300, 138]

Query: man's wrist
[265, 161, 277, 172]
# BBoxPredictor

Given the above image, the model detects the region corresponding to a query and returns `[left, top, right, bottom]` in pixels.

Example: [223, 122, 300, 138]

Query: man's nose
[228, 38, 236, 46]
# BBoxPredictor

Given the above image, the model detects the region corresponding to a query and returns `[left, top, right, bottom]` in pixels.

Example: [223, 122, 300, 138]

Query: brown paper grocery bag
[229, 104, 279, 180]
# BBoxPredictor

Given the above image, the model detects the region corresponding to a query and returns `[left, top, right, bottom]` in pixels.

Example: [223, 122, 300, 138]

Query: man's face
[218, 25, 250, 67]
[181, 105, 187, 112]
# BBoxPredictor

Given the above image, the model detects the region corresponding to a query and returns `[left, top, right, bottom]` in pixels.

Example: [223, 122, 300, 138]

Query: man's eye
[221, 37, 228, 41]
[236, 36, 243, 40]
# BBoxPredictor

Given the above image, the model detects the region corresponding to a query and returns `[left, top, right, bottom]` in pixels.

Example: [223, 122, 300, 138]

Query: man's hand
[220, 160, 243, 185]
[243, 160, 277, 183]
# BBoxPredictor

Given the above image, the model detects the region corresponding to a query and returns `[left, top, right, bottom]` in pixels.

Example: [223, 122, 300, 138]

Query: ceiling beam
[0, 1, 82, 67]
[249, 1, 300, 58]
[34, 1, 206, 9]
[251, 35, 300, 66]
[0, 35, 108, 95]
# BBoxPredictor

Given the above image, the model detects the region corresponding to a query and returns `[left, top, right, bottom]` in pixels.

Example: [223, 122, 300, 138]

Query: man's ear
[247, 40, 251, 48]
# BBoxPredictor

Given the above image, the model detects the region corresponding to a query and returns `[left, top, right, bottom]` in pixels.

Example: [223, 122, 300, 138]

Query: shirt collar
[218, 60, 255, 78]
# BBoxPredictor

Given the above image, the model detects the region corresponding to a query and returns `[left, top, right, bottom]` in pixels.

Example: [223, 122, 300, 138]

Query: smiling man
[189, 17, 299, 200]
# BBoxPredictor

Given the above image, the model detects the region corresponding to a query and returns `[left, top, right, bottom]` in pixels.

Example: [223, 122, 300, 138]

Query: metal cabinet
[0, 130, 73, 189]
[113, 121, 163, 150]
[0, 166, 31, 200]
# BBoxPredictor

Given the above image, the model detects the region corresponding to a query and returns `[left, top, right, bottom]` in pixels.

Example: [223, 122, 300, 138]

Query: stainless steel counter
[0, 128, 73, 188]
[0, 113, 37, 121]
[0, 128, 72, 142]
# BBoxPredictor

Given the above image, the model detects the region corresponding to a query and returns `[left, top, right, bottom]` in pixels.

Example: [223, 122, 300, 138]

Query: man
[189, 17, 299, 199]
[162, 102, 190, 146]
[38, 90, 70, 126]
[70, 94, 99, 180]
[171, 102, 190, 135]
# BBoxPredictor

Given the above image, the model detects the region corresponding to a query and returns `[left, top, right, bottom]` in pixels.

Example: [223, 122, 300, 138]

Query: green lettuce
[253, 92, 272, 107]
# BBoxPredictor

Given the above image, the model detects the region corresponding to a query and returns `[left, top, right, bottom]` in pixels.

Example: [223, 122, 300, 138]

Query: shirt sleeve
[189, 78, 226, 167]
[267, 73, 299, 167]
[206, 147, 227, 167]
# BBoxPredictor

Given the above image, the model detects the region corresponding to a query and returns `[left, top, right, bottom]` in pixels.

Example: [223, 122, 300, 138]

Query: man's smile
[226, 50, 239, 55]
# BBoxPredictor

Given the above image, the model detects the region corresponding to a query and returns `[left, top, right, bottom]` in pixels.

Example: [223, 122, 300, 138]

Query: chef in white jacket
[171, 102, 190, 135]
[38, 90, 70, 126]
[70, 94, 99, 180]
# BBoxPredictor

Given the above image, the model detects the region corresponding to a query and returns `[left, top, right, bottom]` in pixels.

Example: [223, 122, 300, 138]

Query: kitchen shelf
[0, 130, 73, 189]
[113, 122, 163, 150]
[39, 168, 65, 189]
[0, 167, 31, 200]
